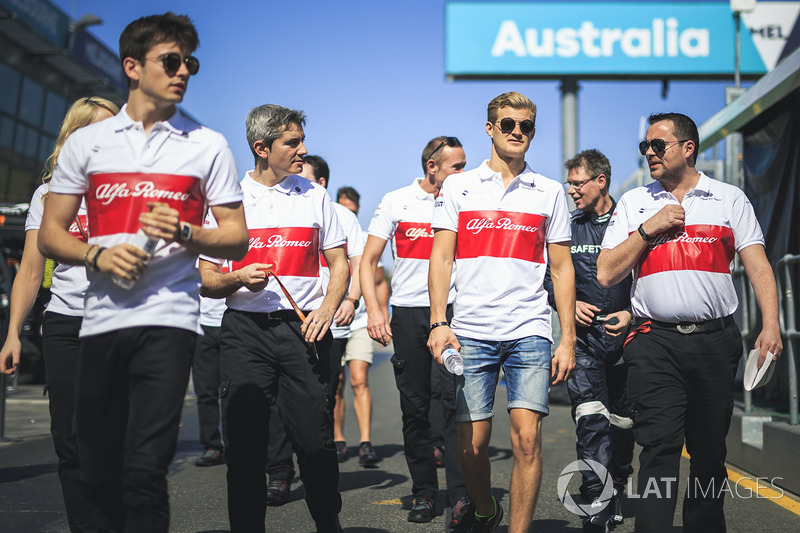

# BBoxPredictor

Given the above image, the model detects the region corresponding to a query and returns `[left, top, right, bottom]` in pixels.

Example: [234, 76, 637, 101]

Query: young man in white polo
[428, 92, 576, 533]
[38, 13, 248, 531]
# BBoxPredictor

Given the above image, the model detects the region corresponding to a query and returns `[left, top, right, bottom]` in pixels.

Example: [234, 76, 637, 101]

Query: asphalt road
[2, 350, 800, 532]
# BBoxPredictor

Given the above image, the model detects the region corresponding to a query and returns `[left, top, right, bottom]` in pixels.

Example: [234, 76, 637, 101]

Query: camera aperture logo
[557, 459, 614, 516]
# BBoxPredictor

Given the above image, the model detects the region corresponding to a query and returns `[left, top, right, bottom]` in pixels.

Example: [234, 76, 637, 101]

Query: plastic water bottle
[441, 344, 464, 376]
[113, 229, 159, 289]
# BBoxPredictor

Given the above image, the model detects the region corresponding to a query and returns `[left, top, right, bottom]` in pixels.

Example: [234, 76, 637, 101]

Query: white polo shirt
[601, 172, 764, 322]
[26, 183, 88, 317]
[49, 105, 243, 336]
[368, 178, 456, 308]
[432, 161, 572, 342]
[325, 202, 365, 339]
[202, 173, 346, 314]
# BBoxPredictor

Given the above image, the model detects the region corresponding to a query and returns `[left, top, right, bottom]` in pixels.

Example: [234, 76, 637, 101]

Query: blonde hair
[41, 96, 119, 183]
[487, 91, 537, 125]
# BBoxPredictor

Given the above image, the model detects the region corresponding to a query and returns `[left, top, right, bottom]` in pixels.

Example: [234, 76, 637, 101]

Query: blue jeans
[455, 335, 551, 422]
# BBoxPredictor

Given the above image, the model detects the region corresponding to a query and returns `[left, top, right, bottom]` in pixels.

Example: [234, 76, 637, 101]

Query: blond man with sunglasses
[428, 92, 576, 533]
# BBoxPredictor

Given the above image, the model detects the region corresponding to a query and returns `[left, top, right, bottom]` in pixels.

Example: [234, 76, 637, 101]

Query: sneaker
[335, 441, 347, 463]
[582, 498, 610, 533]
[608, 487, 624, 525]
[407, 495, 435, 523]
[433, 445, 445, 468]
[194, 448, 223, 467]
[266, 479, 291, 506]
[448, 493, 475, 532]
[358, 441, 379, 466]
[469, 497, 503, 533]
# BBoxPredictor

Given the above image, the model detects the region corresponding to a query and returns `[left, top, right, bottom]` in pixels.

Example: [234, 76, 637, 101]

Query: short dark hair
[337, 186, 360, 209]
[648, 112, 700, 165]
[565, 149, 612, 186]
[119, 13, 198, 85]
[420, 136, 463, 173]
[303, 155, 330, 187]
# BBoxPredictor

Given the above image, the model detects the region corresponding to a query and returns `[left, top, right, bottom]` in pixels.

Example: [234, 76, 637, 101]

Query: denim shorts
[455, 335, 551, 421]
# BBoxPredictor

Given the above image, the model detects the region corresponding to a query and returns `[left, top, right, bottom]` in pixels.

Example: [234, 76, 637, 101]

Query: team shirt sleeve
[431, 178, 459, 232]
[601, 193, 632, 250]
[320, 194, 346, 251]
[340, 208, 366, 257]
[25, 184, 48, 231]
[729, 188, 765, 252]
[198, 209, 223, 265]
[49, 132, 89, 195]
[545, 186, 572, 243]
[367, 194, 397, 241]
[202, 140, 243, 206]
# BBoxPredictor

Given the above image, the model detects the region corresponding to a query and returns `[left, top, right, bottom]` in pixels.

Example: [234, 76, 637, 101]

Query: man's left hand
[603, 310, 632, 337]
[139, 202, 181, 243]
[333, 299, 356, 327]
[302, 306, 335, 342]
[551, 342, 575, 385]
[754, 324, 783, 369]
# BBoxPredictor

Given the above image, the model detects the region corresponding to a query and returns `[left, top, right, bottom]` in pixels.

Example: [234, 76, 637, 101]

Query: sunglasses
[496, 117, 535, 135]
[428, 136, 461, 160]
[149, 53, 200, 75]
[638, 138, 689, 156]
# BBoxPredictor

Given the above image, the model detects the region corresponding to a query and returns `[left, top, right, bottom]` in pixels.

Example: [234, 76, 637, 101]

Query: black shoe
[407, 495, 435, 523]
[608, 487, 624, 526]
[266, 479, 291, 506]
[469, 497, 503, 532]
[582, 498, 610, 533]
[194, 448, 223, 467]
[358, 441, 378, 466]
[433, 445, 445, 468]
[335, 441, 347, 463]
[448, 493, 475, 531]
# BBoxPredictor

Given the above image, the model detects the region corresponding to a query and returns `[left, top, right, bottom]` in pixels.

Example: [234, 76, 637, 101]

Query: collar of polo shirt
[112, 103, 187, 135]
[475, 160, 536, 186]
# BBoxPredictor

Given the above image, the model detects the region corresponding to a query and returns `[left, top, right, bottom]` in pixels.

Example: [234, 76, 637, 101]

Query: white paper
[743, 349, 776, 391]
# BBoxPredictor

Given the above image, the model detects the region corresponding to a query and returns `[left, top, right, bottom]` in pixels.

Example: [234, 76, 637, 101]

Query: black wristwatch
[346, 297, 360, 310]
[637, 223, 654, 242]
[177, 222, 192, 244]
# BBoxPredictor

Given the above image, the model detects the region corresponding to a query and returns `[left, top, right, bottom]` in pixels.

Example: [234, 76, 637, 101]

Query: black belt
[234, 309, 306, 322]
[634, 315, 734, 334]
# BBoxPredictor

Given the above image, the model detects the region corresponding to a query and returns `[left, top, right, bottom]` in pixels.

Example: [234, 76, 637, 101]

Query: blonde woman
[0, 96, 118, 531]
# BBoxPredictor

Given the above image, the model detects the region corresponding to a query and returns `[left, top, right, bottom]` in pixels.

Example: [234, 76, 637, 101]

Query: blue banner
[445, 2, 767, 78]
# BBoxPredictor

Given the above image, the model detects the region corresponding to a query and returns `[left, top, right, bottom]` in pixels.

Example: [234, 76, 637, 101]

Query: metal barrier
[777, 254, 800, 425]
[733, 261, 758, 411]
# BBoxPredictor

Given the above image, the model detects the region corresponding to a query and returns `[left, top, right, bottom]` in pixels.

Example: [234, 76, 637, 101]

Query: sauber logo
[464, 216, 540, 235]
[404, 227, 434, 241]
[94, 181, 192, 205]
[249, 234, 313, 249]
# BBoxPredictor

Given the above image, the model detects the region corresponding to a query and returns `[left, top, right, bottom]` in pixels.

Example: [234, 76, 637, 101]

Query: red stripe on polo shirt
[320, 244, 347, 268]
[234, 227, 320, 278]
[395, 222, 435, 260]
[637, 224, 735, 278]
[68, 214, 88, 242]
[87, 173, 204, 237]
[456, 210, 546, 263]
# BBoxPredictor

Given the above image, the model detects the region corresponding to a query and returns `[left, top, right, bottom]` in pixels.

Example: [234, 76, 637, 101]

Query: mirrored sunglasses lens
[651, 139, 666, 153]
[499, 118, 516, 133]
[445, 136, 458, 147]
[519, 120, 534, 135]
[185, 56, 200, 75]
[638, 141, 649, 155]
[162, 53, 182, 73]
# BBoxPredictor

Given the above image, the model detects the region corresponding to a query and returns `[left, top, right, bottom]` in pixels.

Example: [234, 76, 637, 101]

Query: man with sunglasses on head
[428, 92, 576, 533]
[199, 105, 348, 533]
[598, 112, 782, 532]
[38, 13, 248, 532]
[545, 149, 634, 532]
[360, 136, 469, 529]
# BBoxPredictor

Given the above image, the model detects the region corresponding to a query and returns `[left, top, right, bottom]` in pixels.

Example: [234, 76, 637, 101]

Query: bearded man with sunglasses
[598, 112, 782, 532]
[428, 92, 576, 533]
[38, 13, 248, 532]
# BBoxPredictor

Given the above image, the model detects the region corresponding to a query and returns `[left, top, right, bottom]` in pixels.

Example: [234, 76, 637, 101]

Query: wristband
[83, 245, 97, 270]
[346, 297, 360, 310]
[430, 321, 449, 332]
[91, 247, 106, 271]
[637, 223, 654, 242]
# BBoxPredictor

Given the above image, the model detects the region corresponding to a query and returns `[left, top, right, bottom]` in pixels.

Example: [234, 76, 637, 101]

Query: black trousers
[625, 321, 741, 533]
[42, 312, 95, 532]
[220, 309, 341, 532]
[192, 325, 223, 451]
[568, 342, 634, 501]
[390, 305, 465, 504]
[78, 326, 196, 533]
[266, 337, 346, 482]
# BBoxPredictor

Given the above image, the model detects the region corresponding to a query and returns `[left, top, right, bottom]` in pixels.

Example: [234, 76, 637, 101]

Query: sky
[53, 0, 761, 265]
